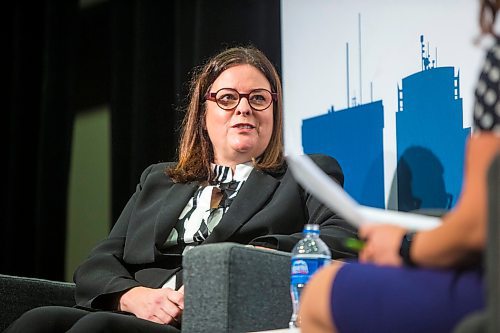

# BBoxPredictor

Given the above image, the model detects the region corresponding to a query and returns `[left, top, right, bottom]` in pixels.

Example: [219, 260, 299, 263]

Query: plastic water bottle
[289, 224, 331, 328]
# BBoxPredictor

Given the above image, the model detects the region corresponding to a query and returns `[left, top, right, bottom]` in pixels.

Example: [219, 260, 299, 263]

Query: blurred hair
[479, 0, 500, 36]
[167, 46, 284, 183]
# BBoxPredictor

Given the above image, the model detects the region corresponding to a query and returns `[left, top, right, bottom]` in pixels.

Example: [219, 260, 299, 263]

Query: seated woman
[5, 46, 357, 333]
[299, 1, 500, 332]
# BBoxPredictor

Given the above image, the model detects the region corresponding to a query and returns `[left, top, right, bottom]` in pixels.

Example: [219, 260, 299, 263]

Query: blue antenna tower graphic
[394, 35, 470, 211]
[302, 14, 385, 208]
[302, 21, 470, 210]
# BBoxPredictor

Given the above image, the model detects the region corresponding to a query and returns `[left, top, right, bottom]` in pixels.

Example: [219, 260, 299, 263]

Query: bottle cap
[303, 224, 320, 234]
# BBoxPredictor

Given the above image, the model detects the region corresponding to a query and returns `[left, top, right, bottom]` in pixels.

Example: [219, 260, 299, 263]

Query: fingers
[150, 289, 182, 324]
[359, 244, 372, 263]
[160, 298, 183, 319]
[358, 225, 375, 262]
[127, 287, 184, 325]
[358, 226, 406, 266]
[147, 313, 173, 325]
[139, 300, 182, 325]
[165, 289, 185, 310]
[358, 224, 376, 240]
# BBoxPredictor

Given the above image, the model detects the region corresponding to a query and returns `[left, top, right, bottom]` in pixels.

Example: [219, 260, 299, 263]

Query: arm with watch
[357, 220, 482, 268]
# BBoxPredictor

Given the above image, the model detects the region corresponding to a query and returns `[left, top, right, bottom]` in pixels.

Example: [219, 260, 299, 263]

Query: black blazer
[74, 154, 357, 310]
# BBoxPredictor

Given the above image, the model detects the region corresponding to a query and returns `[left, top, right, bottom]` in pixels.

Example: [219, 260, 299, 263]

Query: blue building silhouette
[396, 65, 470, 211]
[302, 101, 385, 208]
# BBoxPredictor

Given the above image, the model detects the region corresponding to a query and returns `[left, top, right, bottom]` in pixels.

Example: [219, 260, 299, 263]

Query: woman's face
[205, 64, 274, 167]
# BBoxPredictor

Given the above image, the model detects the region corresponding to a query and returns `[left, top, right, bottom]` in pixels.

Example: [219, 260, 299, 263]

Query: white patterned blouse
[162, 162, 253, 289]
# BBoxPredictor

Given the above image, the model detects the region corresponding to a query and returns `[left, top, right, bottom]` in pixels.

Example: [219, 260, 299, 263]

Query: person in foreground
[5, 46, 357, 333]
[299, 1, 500, 332]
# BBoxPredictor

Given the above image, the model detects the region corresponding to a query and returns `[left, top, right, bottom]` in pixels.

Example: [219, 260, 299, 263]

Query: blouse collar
[211, 162, 254, 183]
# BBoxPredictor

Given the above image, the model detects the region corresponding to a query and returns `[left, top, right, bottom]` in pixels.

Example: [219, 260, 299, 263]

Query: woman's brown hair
[167, 46, 284, 183]
[479, 0, 500, 36]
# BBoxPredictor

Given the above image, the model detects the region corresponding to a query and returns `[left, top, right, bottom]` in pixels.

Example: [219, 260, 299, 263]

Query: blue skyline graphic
[302, 35, 470, 210]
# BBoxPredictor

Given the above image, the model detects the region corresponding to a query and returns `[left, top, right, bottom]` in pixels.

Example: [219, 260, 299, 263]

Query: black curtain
[4, 0, 78, 280]
[4, 0, 281, 281]
[110, 0, 282, 222]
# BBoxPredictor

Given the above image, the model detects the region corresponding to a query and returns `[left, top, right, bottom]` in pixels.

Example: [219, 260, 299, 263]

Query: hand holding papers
[286, 154, 442, 231]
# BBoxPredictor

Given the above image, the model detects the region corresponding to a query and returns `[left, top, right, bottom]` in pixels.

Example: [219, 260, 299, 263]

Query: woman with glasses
[299, 1, 500, 332]
[5, 46, 357, 333]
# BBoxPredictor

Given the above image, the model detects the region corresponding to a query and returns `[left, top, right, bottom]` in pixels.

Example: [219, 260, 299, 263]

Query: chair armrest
[182, 243, 292, 333]
[0, 274, 75, 331]
[454, 153, 500, 333]
[486, 154, 500, 333]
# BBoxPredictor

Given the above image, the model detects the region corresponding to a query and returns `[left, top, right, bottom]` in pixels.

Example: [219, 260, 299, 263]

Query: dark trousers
[4, 306, 181, 333]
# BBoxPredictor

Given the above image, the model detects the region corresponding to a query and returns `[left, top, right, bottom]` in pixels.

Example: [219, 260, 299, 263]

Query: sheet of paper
[286, 154, 442, 231]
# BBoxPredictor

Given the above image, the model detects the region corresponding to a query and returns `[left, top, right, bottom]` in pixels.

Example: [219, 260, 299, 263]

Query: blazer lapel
[124, 178, 198, 264]
[154, 182, 199, 248]
[203, 169, 280, 244]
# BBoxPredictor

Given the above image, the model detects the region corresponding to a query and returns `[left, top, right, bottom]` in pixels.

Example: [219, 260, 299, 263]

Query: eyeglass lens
[215, 88, 273, 111]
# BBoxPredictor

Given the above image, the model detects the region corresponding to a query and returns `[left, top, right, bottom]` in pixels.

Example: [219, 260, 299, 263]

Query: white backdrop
[281, 0, 485, 206]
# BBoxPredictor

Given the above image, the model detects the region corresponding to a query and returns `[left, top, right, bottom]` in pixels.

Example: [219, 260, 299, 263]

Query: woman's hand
[118, 286, 184, 325]
[359, 224, 407, 266]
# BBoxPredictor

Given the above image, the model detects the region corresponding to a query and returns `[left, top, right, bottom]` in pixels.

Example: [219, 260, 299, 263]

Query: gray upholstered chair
[182, 244, 292, 333]
[0, 244, 292, 333]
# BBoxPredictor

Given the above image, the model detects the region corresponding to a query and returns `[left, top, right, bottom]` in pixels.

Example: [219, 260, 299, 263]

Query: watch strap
[399, 231, 417, 266]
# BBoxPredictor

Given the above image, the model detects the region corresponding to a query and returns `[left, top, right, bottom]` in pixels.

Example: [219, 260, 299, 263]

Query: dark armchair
[0, 274, 76, 331]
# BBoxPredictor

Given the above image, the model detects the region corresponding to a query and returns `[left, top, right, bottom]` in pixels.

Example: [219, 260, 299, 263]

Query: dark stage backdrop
[4, 0, 281, 281]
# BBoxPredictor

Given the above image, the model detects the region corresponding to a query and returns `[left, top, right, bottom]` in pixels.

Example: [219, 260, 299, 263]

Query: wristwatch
[399, 231, 417, 266]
